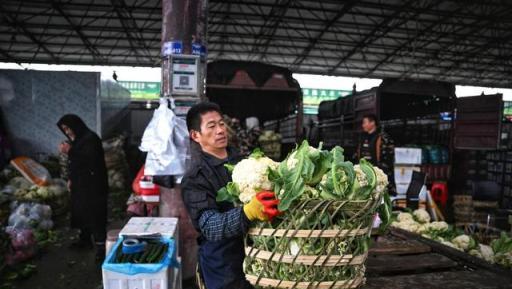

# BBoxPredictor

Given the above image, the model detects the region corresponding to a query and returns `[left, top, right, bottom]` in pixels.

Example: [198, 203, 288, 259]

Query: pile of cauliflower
[232, 154, 279, 203]
[391, 209, 446, 235]
[391, 209, 512, 268]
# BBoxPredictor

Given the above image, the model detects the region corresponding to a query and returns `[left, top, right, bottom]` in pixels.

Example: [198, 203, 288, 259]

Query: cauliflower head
[478, 244, 495, 263]
[397, 212, 414, 223]
[441, 241, 463, 251]
[373, 166, 389, 194]
[232, 156, 279, 203]
[413, 208, 431, 224]
[427, 221, 449, 232]
[451, 234, 472, 251]
[391, 219, 420, 233]
[353, 165, 369, 187]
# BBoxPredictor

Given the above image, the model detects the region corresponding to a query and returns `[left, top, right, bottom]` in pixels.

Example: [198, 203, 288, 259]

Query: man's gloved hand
[243, 191, 281, 222]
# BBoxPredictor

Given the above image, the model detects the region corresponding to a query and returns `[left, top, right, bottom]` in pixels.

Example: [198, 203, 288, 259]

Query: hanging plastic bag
[139, 98, 190, 177]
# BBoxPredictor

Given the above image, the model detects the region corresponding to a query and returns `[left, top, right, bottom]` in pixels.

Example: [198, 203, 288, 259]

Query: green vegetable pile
[110, 239, 169, 264]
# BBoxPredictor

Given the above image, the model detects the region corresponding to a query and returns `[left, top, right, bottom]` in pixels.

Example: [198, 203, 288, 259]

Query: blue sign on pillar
[192, 43, 202, 55]
[162, 41, 183, 56]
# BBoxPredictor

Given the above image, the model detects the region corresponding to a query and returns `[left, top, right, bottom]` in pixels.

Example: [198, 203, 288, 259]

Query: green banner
[302, 88, 351, 114]
[119, 81, 160, 99]
[119, 81, 351, 115]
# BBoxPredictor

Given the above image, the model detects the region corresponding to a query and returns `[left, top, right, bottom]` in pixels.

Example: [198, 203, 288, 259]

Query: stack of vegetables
[258, 130, 282, 160]
[102, 135, 131, 220]
[217, 141, 391, 288]
[7, 177, 69, 216]
[391, 210, 512, 269]
[103, 135, 129, 190]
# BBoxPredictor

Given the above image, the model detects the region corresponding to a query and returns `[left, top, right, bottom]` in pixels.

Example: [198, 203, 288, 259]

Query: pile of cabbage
[392, 210, 512, 268]
[7, 177, 68, 203]
[217, 140, 391, 214]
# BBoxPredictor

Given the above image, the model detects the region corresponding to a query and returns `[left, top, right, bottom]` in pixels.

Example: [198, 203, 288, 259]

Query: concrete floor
[7, 224, 198, 289]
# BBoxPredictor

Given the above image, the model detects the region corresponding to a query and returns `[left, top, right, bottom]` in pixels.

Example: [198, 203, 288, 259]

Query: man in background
[358, 114, 395, 195]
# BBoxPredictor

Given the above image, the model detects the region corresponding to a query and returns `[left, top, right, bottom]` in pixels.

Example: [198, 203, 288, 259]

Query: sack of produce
[4, 227, 37, 266]
[8, 202, 53, 231]
[217, 141, 392, 288]
[103, 135, 130, 190]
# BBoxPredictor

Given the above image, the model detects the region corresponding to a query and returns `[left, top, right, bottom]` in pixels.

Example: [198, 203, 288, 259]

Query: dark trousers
[79, 226, 106, 245]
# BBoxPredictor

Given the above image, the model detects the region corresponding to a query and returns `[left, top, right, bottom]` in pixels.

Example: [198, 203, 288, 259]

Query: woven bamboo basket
[244, 191, 382, 289]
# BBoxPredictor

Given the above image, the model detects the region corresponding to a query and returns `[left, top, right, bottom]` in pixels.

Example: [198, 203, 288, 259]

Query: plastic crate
[102, 237, 178, 289]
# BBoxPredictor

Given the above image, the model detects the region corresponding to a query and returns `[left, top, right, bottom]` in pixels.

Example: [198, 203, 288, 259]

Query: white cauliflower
[417, 224, 429, 234]
[495, 252, 512, 268]
[373, 166, 389, 194]
[413, 208, 431, 224]
[353, 165, 369, 187]
[478, 244, 494, 263]
[441, 241, 463, 251]
[451, 234, 471, 251]
[427, 221, 449, 232]
[397, 212, 414, 223]
[232, 156, 279, 203]
[469, 244, 495, 264]
[391, 220, 420, 233]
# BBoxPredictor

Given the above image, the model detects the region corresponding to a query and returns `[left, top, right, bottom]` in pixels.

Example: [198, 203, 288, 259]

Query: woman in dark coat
[57, 114, 108, 261]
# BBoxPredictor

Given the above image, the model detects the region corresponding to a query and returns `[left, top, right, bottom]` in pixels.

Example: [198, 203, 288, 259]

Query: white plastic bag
[139, 98, 190, 176]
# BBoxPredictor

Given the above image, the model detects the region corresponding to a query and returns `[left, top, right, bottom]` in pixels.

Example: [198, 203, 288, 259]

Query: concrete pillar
[161, 0, 207, 99]
[160, 0, 208, 279]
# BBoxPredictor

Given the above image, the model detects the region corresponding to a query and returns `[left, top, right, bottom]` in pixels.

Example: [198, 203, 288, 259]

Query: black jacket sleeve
[181, 173, 219, 231]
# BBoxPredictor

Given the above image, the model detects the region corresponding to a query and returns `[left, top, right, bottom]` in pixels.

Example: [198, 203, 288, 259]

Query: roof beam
[364, 0, 452, 77]
[400, 4, 512, 78]
[438, 26, 512, 78]
[250, 0, 293, 60]
[327, 0, 418, 74]
[51, 2, 104, 63]
[110, 0, 153, 62]
[291, 0, 357, 68]
[0, 47, 17, 63]
[0, 4, 59, 63]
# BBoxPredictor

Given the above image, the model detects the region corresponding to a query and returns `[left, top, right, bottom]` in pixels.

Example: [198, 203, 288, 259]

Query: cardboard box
[394, 147, 422, 165]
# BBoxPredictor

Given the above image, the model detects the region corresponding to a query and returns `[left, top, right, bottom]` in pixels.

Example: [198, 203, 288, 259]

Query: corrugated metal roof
[1, 0, 511, 87]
